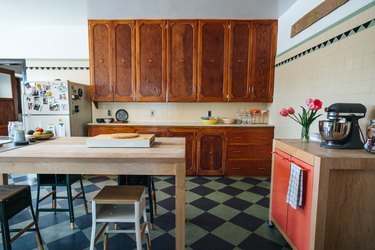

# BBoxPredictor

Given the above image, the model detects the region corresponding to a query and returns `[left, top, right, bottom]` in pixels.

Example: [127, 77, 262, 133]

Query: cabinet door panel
[228, 21, 251, 101]
[167, 129, 196, 175]
[136, 21, 166, 101]
[167, 20, 197, 102]
[198, 21, 228, 102]
[251, 21, 277, 102]
[271, 149, 291, 233]
[286, 157, 313, 250]
[197, 132, 225, 175]
[114, 21, 135, 101]
[89, 22, 113, 101]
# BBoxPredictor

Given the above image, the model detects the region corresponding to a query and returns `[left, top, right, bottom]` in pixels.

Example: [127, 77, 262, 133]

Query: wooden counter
[0, 137, 186, 250]
[270, 139, 375, 250]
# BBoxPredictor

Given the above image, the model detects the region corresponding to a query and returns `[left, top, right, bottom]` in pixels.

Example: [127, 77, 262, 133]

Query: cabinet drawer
[226, 159, 271, 176]
[226, 128, 273, 143]
[227, 144, 272, 159]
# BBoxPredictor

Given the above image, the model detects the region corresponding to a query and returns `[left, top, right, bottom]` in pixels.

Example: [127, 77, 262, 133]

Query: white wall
[0, 0, 296, 59]
[277, 0, 374, 55]
[271, 5, 375, 139]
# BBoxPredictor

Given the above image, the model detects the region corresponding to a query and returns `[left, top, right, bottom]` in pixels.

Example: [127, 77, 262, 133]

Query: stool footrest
[10, 221, 36, 243]
[37, 208, 70, 212]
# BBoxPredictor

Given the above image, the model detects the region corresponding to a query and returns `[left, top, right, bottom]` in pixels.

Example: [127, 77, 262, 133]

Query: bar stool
[90, 185, 151, 250]
[0, 185, 43, 250]
[118, 175, 157, 229]
[35, 174, 88, 228]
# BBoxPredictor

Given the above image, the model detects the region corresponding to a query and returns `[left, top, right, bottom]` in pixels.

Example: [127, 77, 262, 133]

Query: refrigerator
[22, 80, 91, 136]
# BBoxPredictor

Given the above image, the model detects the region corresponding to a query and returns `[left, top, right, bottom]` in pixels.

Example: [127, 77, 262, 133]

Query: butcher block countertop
[274, 139, 375, 166]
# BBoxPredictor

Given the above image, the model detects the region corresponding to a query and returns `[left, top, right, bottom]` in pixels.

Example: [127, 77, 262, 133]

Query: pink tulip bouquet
[280, 98, 323, 142]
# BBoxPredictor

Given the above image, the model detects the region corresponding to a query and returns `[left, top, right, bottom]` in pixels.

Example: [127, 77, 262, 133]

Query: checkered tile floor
[3, 174, 290, 250]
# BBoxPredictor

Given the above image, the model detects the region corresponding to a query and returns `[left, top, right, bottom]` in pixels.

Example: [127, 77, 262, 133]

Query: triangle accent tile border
[275, 18, 375, 68]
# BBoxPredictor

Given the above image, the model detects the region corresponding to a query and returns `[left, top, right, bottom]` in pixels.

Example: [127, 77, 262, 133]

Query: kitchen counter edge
[88, 122, 274, 127]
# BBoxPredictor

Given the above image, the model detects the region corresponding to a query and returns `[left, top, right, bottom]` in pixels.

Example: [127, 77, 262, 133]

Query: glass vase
[301, 125, 310, 143]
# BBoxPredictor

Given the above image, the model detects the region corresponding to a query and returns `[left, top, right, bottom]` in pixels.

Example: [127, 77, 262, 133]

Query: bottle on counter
[261, 110, 269, 124]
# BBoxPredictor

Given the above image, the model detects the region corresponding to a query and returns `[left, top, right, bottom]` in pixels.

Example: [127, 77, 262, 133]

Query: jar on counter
[367, 119, 375, 139]
[8, 121, 23, 140]
[250, 109, 261, 124]
[261, 110, 269, 124]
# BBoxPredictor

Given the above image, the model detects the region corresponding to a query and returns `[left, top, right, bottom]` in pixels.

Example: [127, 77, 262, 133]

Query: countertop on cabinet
[88, 122, 274, 128]
[274, 139, 375, 166]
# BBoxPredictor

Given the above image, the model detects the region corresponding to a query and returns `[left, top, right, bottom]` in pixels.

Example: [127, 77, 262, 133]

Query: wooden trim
[291, 0, 349, 38]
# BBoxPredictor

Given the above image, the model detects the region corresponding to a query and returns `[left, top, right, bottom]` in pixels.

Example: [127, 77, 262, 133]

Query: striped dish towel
[286, 162, 303, 209]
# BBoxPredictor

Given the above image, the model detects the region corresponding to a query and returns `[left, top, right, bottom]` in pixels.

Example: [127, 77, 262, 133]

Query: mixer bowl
[319, 120, 351, 143]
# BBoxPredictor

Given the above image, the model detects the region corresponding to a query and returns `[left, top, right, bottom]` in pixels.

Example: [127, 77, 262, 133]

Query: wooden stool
[118, 175, 157, 229]
[35, 174, 88, 229]
[0, 185, 43, 250]
[90, 185, 151, 250]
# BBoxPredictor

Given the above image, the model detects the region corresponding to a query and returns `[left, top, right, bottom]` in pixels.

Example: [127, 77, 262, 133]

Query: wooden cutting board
[86, 134, 155, 148]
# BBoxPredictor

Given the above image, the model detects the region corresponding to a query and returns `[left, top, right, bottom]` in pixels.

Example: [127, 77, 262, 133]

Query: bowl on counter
[222, 117, 235, 124]
[319, 120, 351, 143]
[201, 118, 218, 125]
[96, 118, 105, 123]
[104, 118, 113, 124]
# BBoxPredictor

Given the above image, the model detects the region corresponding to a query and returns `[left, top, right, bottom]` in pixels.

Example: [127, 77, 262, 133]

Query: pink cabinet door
[286, 157, 314, 250]
[271, 149, 291, 233]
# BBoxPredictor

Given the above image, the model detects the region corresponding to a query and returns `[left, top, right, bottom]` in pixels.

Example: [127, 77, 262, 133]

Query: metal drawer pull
[258, 150, 266, 153]
[233, 167, 240, 170]
[234, 136, 242, 139]
[257, 167, 266, 170]
[234, 150, 242, 153]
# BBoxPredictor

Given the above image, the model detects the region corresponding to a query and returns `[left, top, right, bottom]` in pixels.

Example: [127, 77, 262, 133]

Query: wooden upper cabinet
[113, 21, 135, 101]
[89, 20, 135, 102]
[167, 20, 197, 102]
[228, 21, 252, 102]
[89, 20, 113, 101]
[250, 20, 277, 102]
[198, 20, 229, 102]
[136, 20, 166, 102]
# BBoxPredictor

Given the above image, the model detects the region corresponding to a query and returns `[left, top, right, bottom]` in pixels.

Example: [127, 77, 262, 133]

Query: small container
[250, 109, 261, 124]
[367, 119, 375, 139]
[261, 110, 269, 124]
[8, 121, 23, 140]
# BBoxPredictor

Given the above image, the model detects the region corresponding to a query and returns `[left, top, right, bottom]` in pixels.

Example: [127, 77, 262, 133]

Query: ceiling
[1, 0, 297, 26]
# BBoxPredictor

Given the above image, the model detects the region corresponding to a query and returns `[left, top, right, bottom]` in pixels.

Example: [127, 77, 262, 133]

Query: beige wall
[270, 5, 375, 139]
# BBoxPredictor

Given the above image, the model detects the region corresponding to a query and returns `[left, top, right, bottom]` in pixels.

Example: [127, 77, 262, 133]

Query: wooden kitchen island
[0, 137, 186, 250]
[270, 139, 375, 250]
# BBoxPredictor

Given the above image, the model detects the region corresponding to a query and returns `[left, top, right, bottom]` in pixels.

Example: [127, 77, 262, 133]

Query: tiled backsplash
[270, 4, 375, 139]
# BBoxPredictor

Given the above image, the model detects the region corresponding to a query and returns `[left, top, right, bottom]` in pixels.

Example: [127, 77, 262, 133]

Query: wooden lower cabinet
[166, 129, 196, 176]
[226, 128, 274, 176]
[196, 132, 226, 175]
[88, 125, 274, 176]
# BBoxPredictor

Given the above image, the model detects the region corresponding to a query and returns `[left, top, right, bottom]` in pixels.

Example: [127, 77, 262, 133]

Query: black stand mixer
[319, 103, 367, 149]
